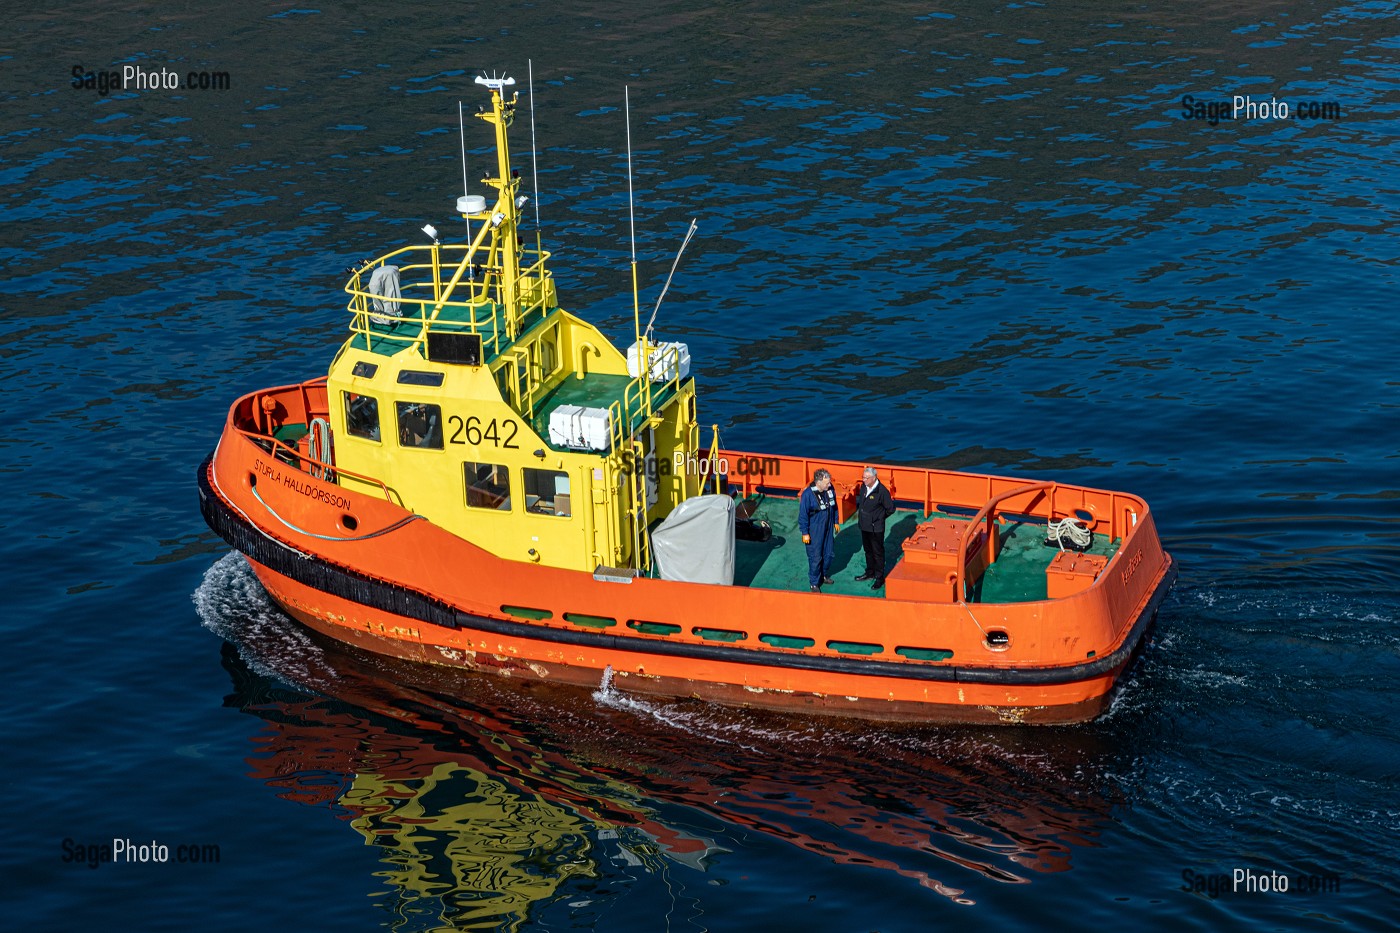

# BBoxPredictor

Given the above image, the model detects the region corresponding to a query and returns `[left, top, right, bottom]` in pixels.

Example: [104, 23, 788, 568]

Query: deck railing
[717, 450, 1149, 601]
[600, 343, 686, 455]
[344, 242, 554, 361]
[236, 427, 404, 506]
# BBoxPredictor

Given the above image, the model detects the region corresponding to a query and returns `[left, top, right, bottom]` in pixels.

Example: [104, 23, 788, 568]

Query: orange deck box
[886, 519, 987, 603]
[1045, 550, 1109, 598]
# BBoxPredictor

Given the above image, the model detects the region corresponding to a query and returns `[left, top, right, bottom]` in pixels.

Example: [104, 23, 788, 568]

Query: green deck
[529, 372, 680, 450]
[733, 496, 1118, 602]
[349, 302, 507, 359]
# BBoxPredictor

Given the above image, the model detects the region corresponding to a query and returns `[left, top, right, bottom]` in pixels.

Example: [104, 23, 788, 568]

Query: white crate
[547, 404, 612, 451]
[627, 340, 691, 382]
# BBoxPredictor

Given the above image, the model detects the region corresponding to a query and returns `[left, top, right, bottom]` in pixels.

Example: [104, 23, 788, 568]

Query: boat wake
[590, 665, 759, 747]
[587, 669, 1001, 758]
[192, 552, 333, 692]
[590, 665, 839, 751]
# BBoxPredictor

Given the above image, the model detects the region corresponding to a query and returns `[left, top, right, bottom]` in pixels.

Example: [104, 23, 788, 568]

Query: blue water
[6, 2, 1399, 929]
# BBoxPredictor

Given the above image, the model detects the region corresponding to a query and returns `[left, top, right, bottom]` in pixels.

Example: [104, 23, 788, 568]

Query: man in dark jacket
[798, 468, 838, 592]
[854, 466, 895, 589]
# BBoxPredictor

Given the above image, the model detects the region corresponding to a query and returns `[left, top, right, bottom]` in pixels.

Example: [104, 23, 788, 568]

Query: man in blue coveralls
[798, 468, 838, 592]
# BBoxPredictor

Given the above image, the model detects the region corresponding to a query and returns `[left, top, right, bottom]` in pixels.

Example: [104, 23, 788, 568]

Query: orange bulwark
[198, 73, 1174, 725]
[199, 378, 1174, 725]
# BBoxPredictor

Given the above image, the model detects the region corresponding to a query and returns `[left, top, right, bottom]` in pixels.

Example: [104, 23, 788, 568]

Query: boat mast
[473, 74, 522, 340]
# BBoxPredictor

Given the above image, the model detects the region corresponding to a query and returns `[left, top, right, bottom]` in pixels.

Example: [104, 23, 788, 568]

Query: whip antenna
[528, 60, 543, 234]
[626, 86, 641, 347]
[458, 100, 473, 245]
[626, 86, 637, 264]
[645, 218, 697, 341]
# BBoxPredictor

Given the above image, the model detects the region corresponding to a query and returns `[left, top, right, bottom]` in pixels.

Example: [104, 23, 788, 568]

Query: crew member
[854, 466, 895, 589]
[799, 468, 838, 592]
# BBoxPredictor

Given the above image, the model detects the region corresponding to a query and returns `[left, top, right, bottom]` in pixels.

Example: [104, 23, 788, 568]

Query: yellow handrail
[344, 242, 555, 364]
[704, 423, 722, 495]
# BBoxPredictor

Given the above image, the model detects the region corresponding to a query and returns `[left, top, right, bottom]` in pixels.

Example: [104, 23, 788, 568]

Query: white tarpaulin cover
[651, 495, 735, 585]
[367, 264, 402, 318]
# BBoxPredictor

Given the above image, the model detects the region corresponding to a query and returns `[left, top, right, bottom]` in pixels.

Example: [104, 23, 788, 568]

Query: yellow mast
[472, 75, 523, 340]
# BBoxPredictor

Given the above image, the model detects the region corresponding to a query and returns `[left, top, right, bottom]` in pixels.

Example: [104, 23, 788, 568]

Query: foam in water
[191, 552, 331, 692]
[590, 664, 759, 748]
[591, 664, 839, 751]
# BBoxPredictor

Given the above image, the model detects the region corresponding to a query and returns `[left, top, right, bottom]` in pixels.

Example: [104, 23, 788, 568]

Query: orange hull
[200, 381, 1175, 725]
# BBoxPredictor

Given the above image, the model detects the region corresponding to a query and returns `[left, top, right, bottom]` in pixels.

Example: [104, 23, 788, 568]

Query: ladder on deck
[626, 435, 651, 574]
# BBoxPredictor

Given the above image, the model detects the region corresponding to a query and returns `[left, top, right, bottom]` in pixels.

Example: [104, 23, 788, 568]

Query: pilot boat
[198, 73, 1175, 724]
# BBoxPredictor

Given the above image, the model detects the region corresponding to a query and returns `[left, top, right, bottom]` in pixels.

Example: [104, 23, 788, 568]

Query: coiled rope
[1046, 517, 1092, 551]
[308, 417, 334, 480]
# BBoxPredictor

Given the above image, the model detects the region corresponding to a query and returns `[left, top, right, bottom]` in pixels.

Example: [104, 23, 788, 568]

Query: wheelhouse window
[524, 468, 571, 517]
[344, 391, 380, 441]
[396, 401, 443, 449]
[465, 462, 511, 511]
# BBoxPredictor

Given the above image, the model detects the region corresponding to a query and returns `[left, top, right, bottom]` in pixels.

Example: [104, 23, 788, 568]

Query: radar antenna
[474, 73, 516, 92]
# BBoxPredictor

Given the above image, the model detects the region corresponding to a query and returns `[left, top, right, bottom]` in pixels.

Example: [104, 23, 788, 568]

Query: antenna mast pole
[458, 101, 473, 249]
[626, 85, 641, 359]
[624, 84, 653, 575]
[528, 60, 545, 302]
[528, 61, 543, 238]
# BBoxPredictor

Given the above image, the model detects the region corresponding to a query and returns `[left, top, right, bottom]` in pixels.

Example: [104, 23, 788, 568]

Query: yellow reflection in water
[341, 762, 596, 932]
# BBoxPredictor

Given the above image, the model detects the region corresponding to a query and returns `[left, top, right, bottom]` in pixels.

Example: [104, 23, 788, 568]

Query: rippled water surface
[6, 2, 1399, 930]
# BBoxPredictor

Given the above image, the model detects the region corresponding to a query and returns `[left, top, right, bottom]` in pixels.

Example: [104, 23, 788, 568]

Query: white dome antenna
[474, 73, 516, 93]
